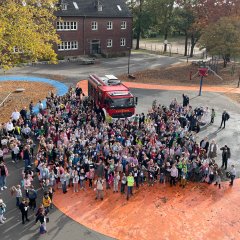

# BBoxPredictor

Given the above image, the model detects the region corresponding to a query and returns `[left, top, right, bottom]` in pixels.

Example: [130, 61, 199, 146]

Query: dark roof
[56, 0, 132, 18]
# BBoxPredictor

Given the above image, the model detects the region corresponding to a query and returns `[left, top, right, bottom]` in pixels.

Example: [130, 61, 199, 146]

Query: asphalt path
[0, 154, 114, 240]
[3, 52, 182, 84]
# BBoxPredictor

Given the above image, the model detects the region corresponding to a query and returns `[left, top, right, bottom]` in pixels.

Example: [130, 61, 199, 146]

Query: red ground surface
[54, 180, 240, 240]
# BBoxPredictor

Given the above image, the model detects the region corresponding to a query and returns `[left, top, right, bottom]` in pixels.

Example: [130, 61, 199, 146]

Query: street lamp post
[127, 47, 131, 76]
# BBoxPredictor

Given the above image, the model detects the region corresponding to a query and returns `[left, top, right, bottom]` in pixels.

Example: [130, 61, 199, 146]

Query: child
[139, 169, 145, 185]
[88, 167, 95, 188]
[121, 173, 127, 194]
[180, 168, 187, 188]
[72, 171, 79, 193]
[210, 109, 216, 124]
[35, 207, 47, 234]
[11, 185, 22, 207]
[19, 198, 29, 224]
[48, 187, 54, 209]
[113, 172, 120, 193]
[79, 168, 85, 190]
[42, 192, 51, 215]
[148, 169, 154, 186]
[159, 165, 165, 184]
[0, 199, 6, 224]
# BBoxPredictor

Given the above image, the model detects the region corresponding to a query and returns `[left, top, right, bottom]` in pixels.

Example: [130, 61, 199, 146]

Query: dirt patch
[0, 81, 56, 123]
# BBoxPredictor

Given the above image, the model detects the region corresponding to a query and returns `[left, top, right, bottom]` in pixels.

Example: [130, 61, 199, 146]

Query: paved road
[3, 52, 182, 85]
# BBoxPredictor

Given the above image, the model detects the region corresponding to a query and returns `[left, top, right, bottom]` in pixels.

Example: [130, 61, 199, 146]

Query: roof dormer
[95, 0, 103, 12]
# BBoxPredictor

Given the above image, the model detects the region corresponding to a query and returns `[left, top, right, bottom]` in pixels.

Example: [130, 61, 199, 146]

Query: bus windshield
[109, 98, 134, 108]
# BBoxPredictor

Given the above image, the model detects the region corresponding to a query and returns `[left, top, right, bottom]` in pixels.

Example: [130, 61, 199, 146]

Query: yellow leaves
[0, 0, 59, 69]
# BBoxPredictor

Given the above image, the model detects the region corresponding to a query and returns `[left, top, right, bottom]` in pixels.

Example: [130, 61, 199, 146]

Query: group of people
[0, 87, 237, 231]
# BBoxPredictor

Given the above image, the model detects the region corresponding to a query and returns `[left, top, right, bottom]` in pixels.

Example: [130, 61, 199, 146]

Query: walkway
[78, 80, 240, 95]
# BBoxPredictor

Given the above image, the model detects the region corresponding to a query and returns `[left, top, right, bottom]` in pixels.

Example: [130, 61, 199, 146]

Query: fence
[133, 41, 204, 58]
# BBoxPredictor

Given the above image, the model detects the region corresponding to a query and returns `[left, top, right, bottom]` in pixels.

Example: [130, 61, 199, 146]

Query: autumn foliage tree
[0, 0, 60, 69]
[199, 17, 240, 67]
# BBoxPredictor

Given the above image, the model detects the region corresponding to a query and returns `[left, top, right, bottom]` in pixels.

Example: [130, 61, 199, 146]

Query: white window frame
[121, 21, 127, 29]
[71, 22, 77, 30]
[120, 38, 126, 47]
[71, 41, 78, 50]
[57, 41, 79, 51]
[107, 39, 112, 48]
[91, 21, 98, 30]
[107, 21, 113, 30]
[56, 21, 78, 31]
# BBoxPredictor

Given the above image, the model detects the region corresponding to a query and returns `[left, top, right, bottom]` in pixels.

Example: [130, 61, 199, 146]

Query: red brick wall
[55, 16, 132, 58]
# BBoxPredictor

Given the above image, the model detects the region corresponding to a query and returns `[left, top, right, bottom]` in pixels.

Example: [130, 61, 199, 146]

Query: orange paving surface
[77, 80, 240, 95]
[54, 181, 240, 240]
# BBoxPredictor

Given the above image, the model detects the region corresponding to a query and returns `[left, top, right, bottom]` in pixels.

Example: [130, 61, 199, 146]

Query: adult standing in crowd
[182, 94, 189, 107]
[208, 139, 217, 159]
[220, 145, 231, 170]
[219, 110, 230, 129]
[127, 172, 134, 200]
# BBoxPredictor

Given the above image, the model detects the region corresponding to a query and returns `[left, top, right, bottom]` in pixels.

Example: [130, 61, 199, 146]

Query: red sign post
[198, 68, 208, 96]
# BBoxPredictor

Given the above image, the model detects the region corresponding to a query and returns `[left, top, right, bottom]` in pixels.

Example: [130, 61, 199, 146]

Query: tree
[147, 0, 175, 52]
[128, 0, 153, 50]
[199, 17, 240, 67]
[175, 0, 240, 57]
[0, 0, 60, 69]
[173, 6, 195, 56]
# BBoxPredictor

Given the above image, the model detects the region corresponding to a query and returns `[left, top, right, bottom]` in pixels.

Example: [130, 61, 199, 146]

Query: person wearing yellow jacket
[126, 172, 134, 201]
[42, 192, 51, 214]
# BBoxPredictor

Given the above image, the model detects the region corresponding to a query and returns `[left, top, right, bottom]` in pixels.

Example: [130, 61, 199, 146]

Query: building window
[120, 38, 126, 46]
[107, 21, 112, 30]
[56, 21, 77, 31]
[107, 39, 112, 48]
[58, 41, 78, 51]
[91, 21, 98, 30]
[71, 41, 78, 50]
[61, 4, 67, 10]
[121, 21, 126, 29]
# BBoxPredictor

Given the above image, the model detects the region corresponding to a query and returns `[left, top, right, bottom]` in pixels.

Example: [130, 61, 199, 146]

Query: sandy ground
[0, 81, 56, 123]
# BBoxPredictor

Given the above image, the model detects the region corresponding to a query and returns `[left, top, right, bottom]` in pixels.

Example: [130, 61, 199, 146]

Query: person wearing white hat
[0, 199, 6, 224]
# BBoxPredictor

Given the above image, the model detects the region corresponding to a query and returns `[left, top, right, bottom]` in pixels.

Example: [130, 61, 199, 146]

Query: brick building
[55, 0, 132, 58]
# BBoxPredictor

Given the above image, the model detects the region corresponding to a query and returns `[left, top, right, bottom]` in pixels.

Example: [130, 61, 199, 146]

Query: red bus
[88, 74, 137, 118]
